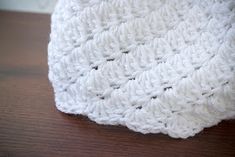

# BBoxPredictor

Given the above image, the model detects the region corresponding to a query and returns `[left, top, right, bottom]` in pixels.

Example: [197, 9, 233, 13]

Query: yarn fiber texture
[48, 0, 235, 138]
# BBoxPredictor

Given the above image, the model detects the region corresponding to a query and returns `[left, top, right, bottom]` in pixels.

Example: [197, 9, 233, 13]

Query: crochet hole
[107, 58, 115, 61]
[151, 96, 157, 99]
[208, 94, 214, 97]
[92, 66, 98, 70]
[210, 54, 215, 59]
[122, 51, 129, 54]
[163, 86, 172, 91]
[155, 57, 161, 60]
[172, 48, 180, 54]
[196, 27, 202, 32]
[202, 92, 206, 96]
[136, 106, 142, 109]
[155, 57, 163, 63]
[87, 36, 93, 40]
[129, 77, 135, 80]
[231, 67, 234, 71]
[96, 94, 104, 99]
[110, 84, 120, 89]
[222, 81, 229, 86]
[195, 66, 201, 70]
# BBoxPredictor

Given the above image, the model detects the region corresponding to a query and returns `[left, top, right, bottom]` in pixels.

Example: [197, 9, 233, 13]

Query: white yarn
[48, 0, 235, 138]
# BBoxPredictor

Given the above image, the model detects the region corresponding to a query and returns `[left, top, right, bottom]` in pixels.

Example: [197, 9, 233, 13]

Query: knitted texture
[48, 0, 235, 138]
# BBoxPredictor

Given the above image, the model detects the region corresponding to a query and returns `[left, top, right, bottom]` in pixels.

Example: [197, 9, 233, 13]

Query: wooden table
[0, 11, 234, 157]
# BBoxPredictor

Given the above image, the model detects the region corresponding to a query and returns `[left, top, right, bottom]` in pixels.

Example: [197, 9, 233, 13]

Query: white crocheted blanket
[48, 0, 235, 138]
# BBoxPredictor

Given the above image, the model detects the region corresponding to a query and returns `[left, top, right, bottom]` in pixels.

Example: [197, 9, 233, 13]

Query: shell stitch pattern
[48, 0, 235, 138]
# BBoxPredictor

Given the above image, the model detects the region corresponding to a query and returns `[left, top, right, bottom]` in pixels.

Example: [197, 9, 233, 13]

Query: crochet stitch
[48, 0, 235, 138]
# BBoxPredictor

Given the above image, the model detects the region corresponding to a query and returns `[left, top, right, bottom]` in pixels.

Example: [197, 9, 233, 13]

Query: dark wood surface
[0, 11, 235, 157]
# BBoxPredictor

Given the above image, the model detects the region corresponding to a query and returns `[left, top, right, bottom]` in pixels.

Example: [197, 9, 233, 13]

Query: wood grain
[0, 11, 235, 157]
